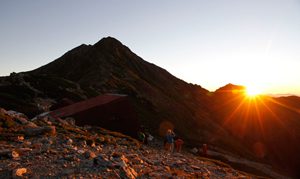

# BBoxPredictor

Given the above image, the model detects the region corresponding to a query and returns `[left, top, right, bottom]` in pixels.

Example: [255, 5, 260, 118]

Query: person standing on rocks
[164, 129, 175, 152]
[174, 137, 184, 153]
[202, 144, 208, 157]
[137, 130, 145, 144]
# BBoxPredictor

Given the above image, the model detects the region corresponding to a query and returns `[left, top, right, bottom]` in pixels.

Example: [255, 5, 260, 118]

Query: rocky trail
[0, 107, 267, 178]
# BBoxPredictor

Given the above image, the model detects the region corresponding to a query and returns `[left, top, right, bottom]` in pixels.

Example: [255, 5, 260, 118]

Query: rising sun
[245, 86, 262, 97]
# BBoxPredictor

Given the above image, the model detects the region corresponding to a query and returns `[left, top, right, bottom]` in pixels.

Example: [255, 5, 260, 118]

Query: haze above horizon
[1, 0, 300, 95]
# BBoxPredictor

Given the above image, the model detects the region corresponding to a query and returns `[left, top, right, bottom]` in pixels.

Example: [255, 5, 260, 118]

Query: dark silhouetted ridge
[215, 83, 245, 93]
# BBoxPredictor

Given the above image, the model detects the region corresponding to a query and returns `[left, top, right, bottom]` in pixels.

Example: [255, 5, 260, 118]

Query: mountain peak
[94, 36, 124, 48]
[223, 83, 245, 90]
[214, 83, 245, 94]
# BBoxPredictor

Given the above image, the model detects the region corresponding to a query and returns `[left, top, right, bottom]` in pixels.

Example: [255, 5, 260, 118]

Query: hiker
[144, 132, 149, 145]
[202, 143, 208, 157]
[137, 130, 145, 143]
[137, 125, 147, 144]
[146, 133, 154, 145]
[174, 137, 184, 152]
[164, 129, 175, 152]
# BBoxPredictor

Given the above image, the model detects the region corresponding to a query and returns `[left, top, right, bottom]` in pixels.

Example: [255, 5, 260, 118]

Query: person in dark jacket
[164, 129, 175, 152]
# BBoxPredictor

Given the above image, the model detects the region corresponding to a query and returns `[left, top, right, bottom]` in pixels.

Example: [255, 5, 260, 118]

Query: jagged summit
[91, 36, 135, 58]
[94, 36, 124, 47]
[214, 83, 246, 96]
[56, 36, 123, 59]
[215, 83, 245, 92]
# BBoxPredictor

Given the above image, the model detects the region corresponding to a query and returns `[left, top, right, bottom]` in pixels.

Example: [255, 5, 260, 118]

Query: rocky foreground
[0, 108, 264, 178]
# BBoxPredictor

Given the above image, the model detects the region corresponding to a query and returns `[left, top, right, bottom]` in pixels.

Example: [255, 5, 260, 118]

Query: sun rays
[219, 88, 276, 140]
[245, 85, 263, 98]
[218, 87, 298, 142]
[211, 83, 299, 152]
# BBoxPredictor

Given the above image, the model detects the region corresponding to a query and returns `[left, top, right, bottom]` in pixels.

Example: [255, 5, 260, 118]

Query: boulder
[84, 151, 97, 159]
[13, 168, 27, 177]
[23, 126, 56, 136]
[11, 150, 19, 158]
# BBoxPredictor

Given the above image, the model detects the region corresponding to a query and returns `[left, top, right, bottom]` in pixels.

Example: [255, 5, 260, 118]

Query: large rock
[13, 168, 27, 177]
[23, 126, 56, 136]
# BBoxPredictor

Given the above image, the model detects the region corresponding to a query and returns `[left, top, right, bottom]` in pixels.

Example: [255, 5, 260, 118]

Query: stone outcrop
[23, 126, 56, 137]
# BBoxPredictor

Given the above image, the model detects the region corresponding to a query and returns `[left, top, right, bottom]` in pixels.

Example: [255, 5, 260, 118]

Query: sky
[1, 0, 300, 95]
